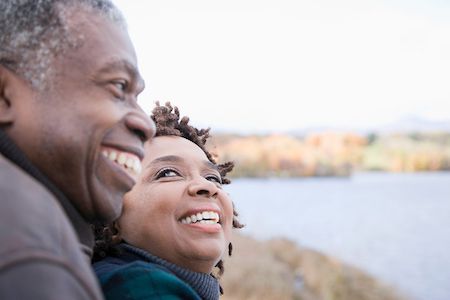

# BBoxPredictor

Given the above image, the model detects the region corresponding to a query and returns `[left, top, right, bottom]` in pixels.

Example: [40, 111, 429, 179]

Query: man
[0, 0, 155, 299]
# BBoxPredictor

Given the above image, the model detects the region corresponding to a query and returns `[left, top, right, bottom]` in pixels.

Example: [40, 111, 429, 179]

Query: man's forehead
[56, 6, 137, 73]
[58, 2, 125, 28]
[60, 3, 126, 45]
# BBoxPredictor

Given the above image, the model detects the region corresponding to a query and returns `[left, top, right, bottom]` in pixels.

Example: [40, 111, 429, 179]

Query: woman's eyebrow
[144, 155, 183, 173]
[150, 155, 183, 165]
[203, 160, 219, 171]
[147, 155, 218, 171]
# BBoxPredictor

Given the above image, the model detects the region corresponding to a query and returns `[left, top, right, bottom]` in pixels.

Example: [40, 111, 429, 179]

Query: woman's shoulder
[94, 258, 201, 300]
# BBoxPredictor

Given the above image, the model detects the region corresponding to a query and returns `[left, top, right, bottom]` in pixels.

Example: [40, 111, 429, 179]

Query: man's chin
[93, 159, 135, 222]
[89, 188, 125, 223]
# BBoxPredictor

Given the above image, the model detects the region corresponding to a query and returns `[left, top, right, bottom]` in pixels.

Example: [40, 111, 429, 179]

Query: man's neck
[0, 129, 94, 254]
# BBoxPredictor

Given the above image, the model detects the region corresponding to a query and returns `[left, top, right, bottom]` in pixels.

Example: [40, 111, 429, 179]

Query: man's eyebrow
[96, 59, 144, 83]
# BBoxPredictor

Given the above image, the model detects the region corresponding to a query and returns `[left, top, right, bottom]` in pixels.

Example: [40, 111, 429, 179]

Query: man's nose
[124, 110, 156, 143]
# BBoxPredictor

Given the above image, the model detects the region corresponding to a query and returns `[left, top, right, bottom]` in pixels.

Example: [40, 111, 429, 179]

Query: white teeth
[118, 153, 127, 165]
[134, 159, 142, 174]
[125, 158, 134, 168]
[109, 151, 117, 161]
[102, 148, 142, 175]
[180, 211, 220, 225]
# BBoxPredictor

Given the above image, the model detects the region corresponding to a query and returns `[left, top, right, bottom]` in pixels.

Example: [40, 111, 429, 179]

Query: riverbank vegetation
[221, 233, 407, 300]
[208, 132, 450, 177]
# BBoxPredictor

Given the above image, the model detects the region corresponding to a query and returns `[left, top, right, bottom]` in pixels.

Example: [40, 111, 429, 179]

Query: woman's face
[118, 135, 234, 273]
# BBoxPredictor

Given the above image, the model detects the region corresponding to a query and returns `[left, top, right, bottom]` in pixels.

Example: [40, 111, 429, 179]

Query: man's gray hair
[0, 0, 126, 89]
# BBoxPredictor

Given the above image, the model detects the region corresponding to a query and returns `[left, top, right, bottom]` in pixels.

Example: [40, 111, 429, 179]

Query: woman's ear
[113, 221, 120, 232]
[111, 222, 122, 244]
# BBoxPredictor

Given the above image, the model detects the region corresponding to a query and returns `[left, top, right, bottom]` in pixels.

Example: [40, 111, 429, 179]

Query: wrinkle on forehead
[45, 6, 137, 93]
[58, 1, 126, 31]
[55, 3, 128, 66]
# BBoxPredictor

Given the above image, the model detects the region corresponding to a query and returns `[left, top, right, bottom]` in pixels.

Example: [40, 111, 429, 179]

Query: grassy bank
[220, 233, 408, 300]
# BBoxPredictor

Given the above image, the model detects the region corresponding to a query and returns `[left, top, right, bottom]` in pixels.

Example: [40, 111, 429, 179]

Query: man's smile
[101, 146, 142, 180]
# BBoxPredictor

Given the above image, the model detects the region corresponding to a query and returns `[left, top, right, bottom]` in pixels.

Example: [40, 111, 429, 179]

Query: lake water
[225, 172, 450, 300]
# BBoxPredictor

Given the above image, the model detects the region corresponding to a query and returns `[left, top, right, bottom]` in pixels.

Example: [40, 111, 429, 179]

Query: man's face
[9, 9, 155, 222]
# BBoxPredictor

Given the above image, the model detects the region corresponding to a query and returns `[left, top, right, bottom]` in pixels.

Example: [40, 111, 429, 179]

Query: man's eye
[155, 168, 180, 179]
[112, 80, 128, 92]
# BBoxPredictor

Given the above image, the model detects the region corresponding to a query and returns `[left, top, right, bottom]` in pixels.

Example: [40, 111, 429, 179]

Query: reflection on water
[225, 172, 450, 300]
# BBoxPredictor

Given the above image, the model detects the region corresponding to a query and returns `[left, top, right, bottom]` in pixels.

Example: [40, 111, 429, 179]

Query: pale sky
[112, 0, 450, 133]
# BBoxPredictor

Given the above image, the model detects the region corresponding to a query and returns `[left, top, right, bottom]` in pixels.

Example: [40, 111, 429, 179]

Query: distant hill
[281, 116, 450, 137]
[376, 116, 450, 134]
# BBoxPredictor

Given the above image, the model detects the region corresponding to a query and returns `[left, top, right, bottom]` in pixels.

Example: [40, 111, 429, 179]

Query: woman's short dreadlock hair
[93, 102, 244, 294]
[152, 101, 235, 184]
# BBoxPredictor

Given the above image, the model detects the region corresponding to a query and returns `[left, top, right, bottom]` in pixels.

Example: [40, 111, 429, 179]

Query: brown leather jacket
[0, 153, 104, 299]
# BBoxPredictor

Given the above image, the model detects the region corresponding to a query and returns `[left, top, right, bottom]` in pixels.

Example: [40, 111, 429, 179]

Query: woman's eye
[156, 168, 180, 179]
[206, 175, 222, 184]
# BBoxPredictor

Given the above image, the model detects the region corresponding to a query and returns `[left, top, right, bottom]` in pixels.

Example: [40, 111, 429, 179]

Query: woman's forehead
[144, 136, 208, 163]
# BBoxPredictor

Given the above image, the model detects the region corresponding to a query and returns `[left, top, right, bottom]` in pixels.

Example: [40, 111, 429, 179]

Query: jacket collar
[120, 243, 220, 300]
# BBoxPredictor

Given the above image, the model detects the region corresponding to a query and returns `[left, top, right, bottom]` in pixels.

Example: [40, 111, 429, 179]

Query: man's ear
[0, 65, 28, 126]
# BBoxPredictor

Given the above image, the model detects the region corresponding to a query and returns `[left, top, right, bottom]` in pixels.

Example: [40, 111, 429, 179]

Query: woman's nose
[187, 177, 219, 198]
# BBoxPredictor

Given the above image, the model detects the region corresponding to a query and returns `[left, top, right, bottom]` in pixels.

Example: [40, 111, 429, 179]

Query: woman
[93, 102, 243, 300]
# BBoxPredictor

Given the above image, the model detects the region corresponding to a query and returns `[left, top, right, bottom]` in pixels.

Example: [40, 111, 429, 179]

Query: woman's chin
[178, 248, 224, 273]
